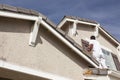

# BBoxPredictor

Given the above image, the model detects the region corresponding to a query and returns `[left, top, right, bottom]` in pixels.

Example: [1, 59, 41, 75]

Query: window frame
[101, 46, 120, 71]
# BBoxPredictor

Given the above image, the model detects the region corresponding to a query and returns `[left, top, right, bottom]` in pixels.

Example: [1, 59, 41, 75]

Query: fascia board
[57, 18, 67, 28]
[57, 18, 98, 28]
[0, 10, 38, 21]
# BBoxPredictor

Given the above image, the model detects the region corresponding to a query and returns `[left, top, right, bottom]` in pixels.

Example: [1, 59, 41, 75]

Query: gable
[57, 16, 120, 70]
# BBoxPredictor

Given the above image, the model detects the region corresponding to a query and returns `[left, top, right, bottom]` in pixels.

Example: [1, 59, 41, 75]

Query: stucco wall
[97, 32, 117, 54]
[0, 17, 89, 80]
[69, 23, 95, 46]
[61, 22, 95, 46]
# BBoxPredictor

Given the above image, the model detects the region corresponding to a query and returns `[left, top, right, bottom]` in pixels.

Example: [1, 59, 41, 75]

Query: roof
[43, 18, 57, 28]
[64, 16, 98, 24]
[0, 4, 56, 28]
[0, 4, 40, 16]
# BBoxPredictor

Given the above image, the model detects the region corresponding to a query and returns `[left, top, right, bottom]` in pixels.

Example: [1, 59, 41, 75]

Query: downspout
[41, 19, 98, 68]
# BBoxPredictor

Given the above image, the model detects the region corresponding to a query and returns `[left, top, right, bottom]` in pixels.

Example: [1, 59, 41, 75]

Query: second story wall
[98, 30, 118, 54]
[73, 23, 95, 45]
[0, 16, 91, 80]
[61, 22, 95, 46]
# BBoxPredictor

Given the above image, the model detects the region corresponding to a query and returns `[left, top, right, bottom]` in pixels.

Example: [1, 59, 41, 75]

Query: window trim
[101, 45, 117, 70]
[101, 45, 120, 71]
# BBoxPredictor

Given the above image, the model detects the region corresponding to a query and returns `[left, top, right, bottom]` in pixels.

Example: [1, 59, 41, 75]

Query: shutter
[112, 54, 120, 71]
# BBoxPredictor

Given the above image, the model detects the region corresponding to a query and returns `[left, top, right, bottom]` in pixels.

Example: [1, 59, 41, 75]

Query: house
[0, 4, 120, 80]
[57, 16, 120, 80]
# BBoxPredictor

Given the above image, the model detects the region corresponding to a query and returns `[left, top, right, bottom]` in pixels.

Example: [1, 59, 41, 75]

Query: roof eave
[57, 17, 98, 28]
[0, 10, 39, 21]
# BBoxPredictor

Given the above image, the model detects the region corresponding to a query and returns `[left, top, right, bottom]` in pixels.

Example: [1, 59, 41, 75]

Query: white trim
[117, 45, 120, 61]
[117, 45, 120, 52]
[68, 21, 73, 36]
[72, 20, 78, 36]
[58, 18, 67, 28]
[76, 19, 97, 26]
[0, 60, 71, 80]
[68, 20, 77, 36]
[41, 20, 98, 68]
[57, 18, 97, 28]
[84, 75, 97, 80]
[29, 17, 42, 46]
[0, 10, 38, 21]
[94, 24, 100, 37]
[84, 75, 110, 80]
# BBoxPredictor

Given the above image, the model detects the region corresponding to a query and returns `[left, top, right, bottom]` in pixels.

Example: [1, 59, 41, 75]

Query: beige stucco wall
[74, 24, 95, 44]
[0, 17, 90, 80]
[97, 32, 117, 54]
[74, 23, 95, 45]
[63, 22, 95, 46]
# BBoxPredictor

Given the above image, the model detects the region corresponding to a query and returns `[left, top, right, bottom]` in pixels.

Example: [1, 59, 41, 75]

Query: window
[102, 49, 116, 70]
[102, 48, 120, 71]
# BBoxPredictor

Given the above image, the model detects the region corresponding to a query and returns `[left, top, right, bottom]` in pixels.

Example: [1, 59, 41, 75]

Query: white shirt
[89, 40, 104, 58]
[88, 39, 107, 68]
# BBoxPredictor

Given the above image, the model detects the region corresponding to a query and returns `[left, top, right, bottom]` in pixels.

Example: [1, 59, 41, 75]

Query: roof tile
[56, 28, 66, 35]
[73, 42, 82, 50]
[0, 4, 40, 16]
[65, 16, 98, 24]
[17, 7, 31, 14]
[65, 35, 75, 44]
[2, 4, 17, 12]
[45, 18, 56, 28]
[30, 10, 39, 16]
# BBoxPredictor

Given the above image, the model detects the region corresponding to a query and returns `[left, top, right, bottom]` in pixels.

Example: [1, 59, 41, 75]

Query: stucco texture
[0, 17, 89, 80]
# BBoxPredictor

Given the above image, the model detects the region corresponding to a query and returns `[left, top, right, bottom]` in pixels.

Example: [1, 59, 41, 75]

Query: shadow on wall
[0, 68, 49, 80]
[0, 16, 33, 33]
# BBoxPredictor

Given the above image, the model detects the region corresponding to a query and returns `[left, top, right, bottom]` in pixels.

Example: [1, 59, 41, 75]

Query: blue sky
[0, 0, 120, 41]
